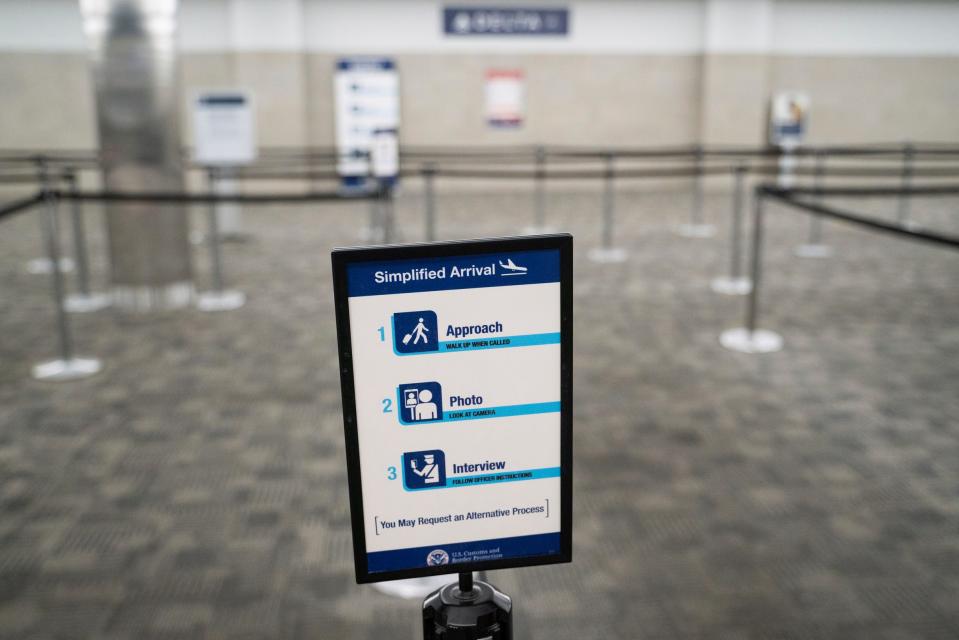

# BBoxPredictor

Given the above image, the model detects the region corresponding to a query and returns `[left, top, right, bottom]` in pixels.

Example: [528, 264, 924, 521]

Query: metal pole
[745, 194, 765, 335]
[31, 187, 101, 380]
[382, 185, 395, 244]
[588, 152, 628, 263]
[528, 145, 547, 232]
[67, 170, 91, 296]
[692, 144, 704, 226]
[423, 164, 436, 242]
[897, 142, 914, 224]
[794, 150, 832, 259]
[196, 168, 245, 312]
[719, 187, 782, 353]
[601, 153, 615, 250]
[730, 165, 746, 280]
[678, 145, 715, 237]
[710, 164, 750, 294]
[207, 168, 225, 293]
[45, 191, 74, 363]
[807, 151, 826, 245]
[26, 158, 73, 275]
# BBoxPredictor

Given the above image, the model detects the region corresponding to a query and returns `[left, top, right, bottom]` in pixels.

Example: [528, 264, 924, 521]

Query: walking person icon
[393, 311, 439, 354]
[412, 317, 430, 345]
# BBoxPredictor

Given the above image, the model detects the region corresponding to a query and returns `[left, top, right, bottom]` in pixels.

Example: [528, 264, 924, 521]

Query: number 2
[382, 398, 392, 413]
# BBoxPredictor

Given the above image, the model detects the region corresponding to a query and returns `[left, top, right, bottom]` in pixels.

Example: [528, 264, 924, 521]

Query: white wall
[1, 0, 958, 56]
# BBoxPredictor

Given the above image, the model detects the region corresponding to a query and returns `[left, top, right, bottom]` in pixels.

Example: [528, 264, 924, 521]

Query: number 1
[378, 326, 385, 342]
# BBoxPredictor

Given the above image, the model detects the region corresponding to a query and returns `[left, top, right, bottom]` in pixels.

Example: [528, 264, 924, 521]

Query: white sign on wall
[370, 128, 399, 181]
[192, 91, 257, 166]
[769, 91, 810, 149]
[335, 58, 400, 185]
[485, 69, 525, 128]
[332, 236, 573, 582]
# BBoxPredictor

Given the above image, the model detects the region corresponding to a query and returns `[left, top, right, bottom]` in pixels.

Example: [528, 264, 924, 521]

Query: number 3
[387, 466, 397, 480]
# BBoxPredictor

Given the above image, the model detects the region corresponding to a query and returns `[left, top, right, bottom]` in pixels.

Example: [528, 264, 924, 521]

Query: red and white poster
[485, 69, 525, 128]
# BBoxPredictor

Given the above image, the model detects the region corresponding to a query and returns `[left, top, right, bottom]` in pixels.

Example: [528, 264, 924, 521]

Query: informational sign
[370, 128, 399, 183]
[485, 70, 525, 128]
[769, 91, 810, 149]
[444, 6, 569, 36]
[332, 235, 573, 583]
[191, 91, 257, 166]
[334, 58, 400, 187]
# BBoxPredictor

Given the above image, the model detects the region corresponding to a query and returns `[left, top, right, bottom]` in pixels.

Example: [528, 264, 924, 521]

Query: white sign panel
[769, 91, 810, 148]
[485, 69, 525, 128]
[333, 236, 573, 582]
[192, 91, 257, 166]
[370, 128, 399, 180]
[335, 58, 400, 182]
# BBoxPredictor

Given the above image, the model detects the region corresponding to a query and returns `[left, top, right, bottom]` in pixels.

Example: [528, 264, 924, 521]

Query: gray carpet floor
[0, 184, 958, 639]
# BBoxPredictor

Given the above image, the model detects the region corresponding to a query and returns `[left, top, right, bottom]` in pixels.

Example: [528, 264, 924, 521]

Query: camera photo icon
[398, 381, 443, 424]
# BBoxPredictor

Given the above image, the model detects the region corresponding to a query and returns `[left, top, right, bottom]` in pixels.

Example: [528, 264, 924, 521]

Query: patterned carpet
[0, 183, 957, 639]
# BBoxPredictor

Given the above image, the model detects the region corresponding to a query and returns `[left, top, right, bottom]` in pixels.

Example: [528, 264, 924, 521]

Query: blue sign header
[443, 6, 569, 36]
[347, 249, 560, 297]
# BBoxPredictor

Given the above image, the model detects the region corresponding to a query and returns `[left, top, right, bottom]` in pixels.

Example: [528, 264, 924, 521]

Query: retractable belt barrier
[720, 183, 959, 356]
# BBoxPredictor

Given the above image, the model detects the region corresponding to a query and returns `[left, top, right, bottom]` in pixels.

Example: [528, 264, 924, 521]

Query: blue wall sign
[443, 6, 569, 36]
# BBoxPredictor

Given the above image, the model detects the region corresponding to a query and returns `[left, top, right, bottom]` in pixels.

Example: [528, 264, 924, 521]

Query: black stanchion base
[422, 579, 512, 640]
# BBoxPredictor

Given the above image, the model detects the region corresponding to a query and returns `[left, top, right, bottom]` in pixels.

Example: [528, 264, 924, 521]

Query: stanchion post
[719, 189, 783, 354]
[897, 141, 915, 224]
[588, 152, 627, 263]
[197, 167, 245, 311]
[382, 184, 395, 244]
[677, 144, 715, 238]
[32, 188, 102, 381]
[794, 150, 833, 258]
[26, 157, 74, 275]
[710, 163, 751, 294]
[423, 163, 437, 242]
[64, 168, 111, 312]
[523, 145, 552, 234]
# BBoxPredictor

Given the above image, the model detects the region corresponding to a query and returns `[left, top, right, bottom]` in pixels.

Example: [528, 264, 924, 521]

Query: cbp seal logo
[426, 549, 450, 566]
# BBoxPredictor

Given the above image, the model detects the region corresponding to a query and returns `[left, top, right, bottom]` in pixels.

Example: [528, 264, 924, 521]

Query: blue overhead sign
[443, 6, 569, 36]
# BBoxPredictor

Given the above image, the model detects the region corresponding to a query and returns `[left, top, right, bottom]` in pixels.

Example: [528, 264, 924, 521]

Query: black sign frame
[331, 234, 573, 584]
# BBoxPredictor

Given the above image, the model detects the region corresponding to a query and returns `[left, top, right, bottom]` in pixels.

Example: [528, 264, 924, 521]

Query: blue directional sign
[443, 6, 569, 36]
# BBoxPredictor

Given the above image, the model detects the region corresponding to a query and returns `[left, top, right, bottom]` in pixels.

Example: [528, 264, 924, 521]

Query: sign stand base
[720, 328, 783, 354]
[423, 572, 512, 640]
[32, 357, 102, 381]
[794, 244, 833, 259]
[588, 247, 628, 263]
[676, 223, 716, 239]
[65, 293, 112, 313]
[26, 257, 74, 275]
[710, 277, 752, 296]
[521, 226, 556, 236]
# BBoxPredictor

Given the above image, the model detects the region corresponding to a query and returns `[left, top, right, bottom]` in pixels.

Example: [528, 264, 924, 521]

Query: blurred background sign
[444, 6, 569, 36]
[192, 91, 257, 167]
[485, 69, 525, 128]
[769, 91, 811, 149]
[335, 57, 400, 189]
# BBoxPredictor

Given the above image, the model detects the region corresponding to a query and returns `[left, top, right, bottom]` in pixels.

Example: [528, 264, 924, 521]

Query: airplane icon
[499, 259, 528, 276]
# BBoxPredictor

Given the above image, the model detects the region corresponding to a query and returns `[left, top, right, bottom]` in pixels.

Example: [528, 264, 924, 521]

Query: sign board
[192, 91, 257, 166]
[485, 69, 525, 128]
[334, 58, 400, 186]
[769, 91, 810, 149]
[444, 6, 569, 36]
[370, 128, 399, 182]
[332, 235, 573, 583]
